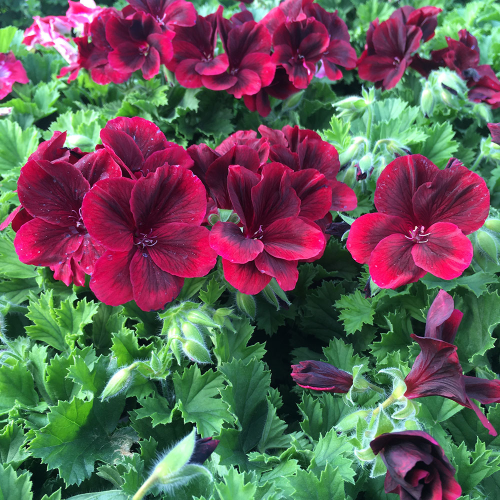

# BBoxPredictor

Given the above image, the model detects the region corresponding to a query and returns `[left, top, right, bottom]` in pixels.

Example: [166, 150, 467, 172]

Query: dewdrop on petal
[100, 362, 138, 400]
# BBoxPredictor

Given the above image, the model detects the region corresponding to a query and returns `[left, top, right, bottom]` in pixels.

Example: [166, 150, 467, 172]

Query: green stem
[471, 152, 484, 171]
[366, 382, 385, 394]
[371, 394, 396, 420]
[133, 472, 159, 500]
[365, 104, 373, 145]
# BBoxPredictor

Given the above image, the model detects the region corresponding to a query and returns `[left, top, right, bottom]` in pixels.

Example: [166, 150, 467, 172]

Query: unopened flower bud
[185, 310, 219, 328]
[181, 321, 204, 344]
[236, 291, 256, 319]
[283, 90, 304, 109]
[471, 216, 500, 271]
[101, 362, 138, 400]
[339, 142, 362, 165]
[420, 85, 435, 117]
[183, 339, 212, 364]
[261, 285, 280, 310]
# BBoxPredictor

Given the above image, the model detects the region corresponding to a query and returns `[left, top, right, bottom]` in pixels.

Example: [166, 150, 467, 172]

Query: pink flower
[66, 0, 103, 35]
[82, 165, 216, 311]
[0, 52, 29, 100]
[346, 155, 490, 288]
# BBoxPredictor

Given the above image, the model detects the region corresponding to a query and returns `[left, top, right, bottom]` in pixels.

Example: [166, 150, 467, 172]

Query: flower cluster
[0, 52, 29, 100]
[346, 154, 490, 289]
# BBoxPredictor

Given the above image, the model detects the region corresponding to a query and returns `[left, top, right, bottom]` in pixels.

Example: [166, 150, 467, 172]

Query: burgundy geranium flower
[346, 155, 489, 289]
[165, 8, 228, 88]
[127, 0, 196, 28]
[468, 65, 500, 109]
[260, 0, 310, 35]
[0, 52, 29, 100]
[106, 12, 175, 79]
[203, 16, 275, 99]
[390, 5, 442, 42]
[100, 116, 193, 178]
[190, 437, 219, 464]
[357, 17, 422, 90]
[424, 289, 463, 343]
[209, 162, 325, 294]
[291, 360, 353, 393]
[489, 123, 500, 145]
[271, 19, 329, 89]
[82, 165, 216, 311]
[14, 145, 121, 286]
[370, 431, 462, 500]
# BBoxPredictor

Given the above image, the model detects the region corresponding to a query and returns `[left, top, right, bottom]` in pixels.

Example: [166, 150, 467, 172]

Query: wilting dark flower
[489, 123, 500, 145]
[106, 12, 175, 79]
[0, 52, 29, 100]
[424, 289, 463, 343]
[370, 431, 462, 500]
[190, 437, 219, 464]
[209, 162, 325, 294]
[291, 360, 353, 393]
[357, 17, 422, 90]
[82, 165, 216, 311]
[346, 155, 489, 288]
[127, 0, 196, 28]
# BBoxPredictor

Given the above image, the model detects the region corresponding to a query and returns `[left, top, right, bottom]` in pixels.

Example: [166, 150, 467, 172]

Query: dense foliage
[1, 0, 500, 499]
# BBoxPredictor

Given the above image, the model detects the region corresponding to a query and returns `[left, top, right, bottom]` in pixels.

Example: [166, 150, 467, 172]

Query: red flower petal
[176, 58, 203, 88]
[162, 0, 197, 27]
[90, 249, 135, 306]
[108, 42, 145, 73]
[254, 251, 298, 290]
[100, 129, 145, 176]
[148, 222, 216, 277]
[291, 360, 353, 393]
[411, 222, 473, 280]
[210, 221, 264, 264]
[222, 258, 271, 294]
[369, 233, 427, 289]
[488, 123, 500, 145]
[202, 72, 239, 91]
[425, 290, 463, 343]
[464, 376, 500, 404]
[187, 143, 218, 184]
[357, 55, 406, 90]
[141, 147, 194, 175]
[288, 169, 332, 221]
[74, 149, 121, 187]
[141, 46, 161, 79]
[329, 179, 357, 212]
[81, 177, 136, 252]
[227, 68, 262, 99]
[227, 165, 260, 228]
[195, 54, 229, 76]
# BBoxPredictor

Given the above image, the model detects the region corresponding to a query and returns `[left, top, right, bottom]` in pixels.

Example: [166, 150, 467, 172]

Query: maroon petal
[297, 138, 341, 180]
[254, 251, 298, 291]
[74, 149, 121, 186]
[141, 147, 194, 175]
[81, 177, 136, 252]
[130, 165, 207, 229]
[346, 213, 409, 264]
[100, 129, 145, 176]
[29, 131, 67, 162]
[374, 155, 439, 224]
[190, 437, 220, 465]
[369, 233, 426, 289]
[329, 180, 357, 212]
[425, 290, 463, 343]
[195, 54, 229, 76]
[227, 166, 260, 228]
[411, 222, 473, 280]
[357, 55, 407, 90]
[0, 206, 22, 231]
[288, 169, 332, 221]
[488, 123, 500, 145]
[210, 221, 264, 264]
[464, 376, 500, 404]
[222, 258, 271, 294]
[412, 166, 490, 235]
[108, 43, 145, 73]
[17, 160, 90, 225]
[176, 58, 203, 88]
[90, 249, 134, 306]
[148, 222, 216, 277]
[202, 72, 239, 91]
[141, 46, 161, 79]
[187, 144, 218, 184]
[227, 68, 262, 99]
[322, 39, 357, 70]
[291, 360, 353, 393]
[14, 218, 83, 266]
[162, 0, 197, 27]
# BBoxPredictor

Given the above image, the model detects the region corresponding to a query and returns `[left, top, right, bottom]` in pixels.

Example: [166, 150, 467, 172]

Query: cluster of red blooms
[292, 290, 500, 499]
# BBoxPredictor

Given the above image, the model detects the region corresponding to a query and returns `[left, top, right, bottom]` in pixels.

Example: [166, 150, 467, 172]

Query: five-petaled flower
[291, 360, 353, 393]
[370, 431, 462, 500]
[346, 154, 490, 289]
[0, 52, 29, 100]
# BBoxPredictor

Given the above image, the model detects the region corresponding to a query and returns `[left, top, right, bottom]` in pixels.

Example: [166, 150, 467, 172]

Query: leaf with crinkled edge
[215, 467, 257, 500]
[173, 365, 233, 437]
[287, 463, 344, 500]
[335, 289, 374, 335]
[110, 328, 154, 366]
[0, 231, 38, 279]
[0, 464, 33, 500]
[370, 310, 412, 362]
[421, 272, 498, 298]
[199, 277, 225, 305]
[65, 492, 130, 500]
[41, 489, 62, 500]
[323, 338, 364, 372]
[0, 357, 39, 412]
[257, 393, 290, 453]
[0, 421, 29, 468]
[0, 120, 39, 174]
[414, 121, 458, 168]
[134, 394, 173, 427]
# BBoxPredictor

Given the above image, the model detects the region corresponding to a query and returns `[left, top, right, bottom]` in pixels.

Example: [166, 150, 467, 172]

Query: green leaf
[370, 311, 412, 362]
[0, 358, 39, 412]
[29, 397, 126, 485]
[0, 422, 29, 468]
[257, 395, 290, 453]
[199, 278, 225, 305]
[215, 468, 257, 500]
[322, 338, 364, 372]
[110, 328, 154, 366]
[419, 397, 464, 423]
[287, 463, 344, 500]
[135, 394, 173, 427]
[0, 232, 38, 279]
[0, 120, 39, 174]
[335, 290, 374, 335]
[0, 278, 40, 304]
[65, 492, 129, 500]
[67, 352, 110, 398]
[0, 27, 18, 52]
[414, 122, 458, 168]
[421, 272, 498, 298]
[0, 464, 32, 500]
[452, 439, 500, 494]
[173, 365, 233, 437]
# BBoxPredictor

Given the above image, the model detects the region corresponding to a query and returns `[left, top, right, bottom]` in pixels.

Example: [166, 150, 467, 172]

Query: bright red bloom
[106, 12, 175, 79]
[0, 52, 29, 100]
[82, 165, 216, 311]
[100, 117, 193, 178]
[165, 8, 228, 88]
[390, 5, 442, 42]
[203, 15, 275, 99]
[370, 431, 462, 500]
[14, 140, 121, 286]
[489, 123, 500, 145]
[357, 17, 422, 90]
[346, 155, 489, 289]
[127, 0, 196, 28]
[209, 162, 325, 294]
[291, 360, 353, 393]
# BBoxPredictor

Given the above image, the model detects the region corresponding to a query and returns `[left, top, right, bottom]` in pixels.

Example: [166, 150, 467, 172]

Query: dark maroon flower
[209, 162, 325, 294]
[424, 289, 463, 343]
[271, 19, 329, 89]
[260, 0, 310, 35]
[100, 116, 193, 178]
[203, 16, 275, 99]
[390, 5, 442, 42]
[357, 17, 422, 90]
[346, 155, 489, 289]
[106, 12, 174, 80]
[82, 165, 216, 311]
[468, 65, 500, 109]
[165, 8, 228, 88]
[190, 437, 219, 464]
[127, 0, 196, 28]
[0, 52, 29, 100]
[215, 130, 269, 165]
[370, 431, 462, 500]
[488, 123, 500, 145]
[291, 360, 353, 393]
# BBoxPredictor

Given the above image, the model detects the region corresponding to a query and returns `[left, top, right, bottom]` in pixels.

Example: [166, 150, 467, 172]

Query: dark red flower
[357, 17, 422, 90]
[203, 15, 275, 99]
[260, 0, 310, 35]
[390, 5, 442, 42]
[346, 155, 489, 289]
[0, 52, 29, 100]
[291, 360, 353, 393]
[424, 289, 463, 343]
[82, 165, 216, 311]
[165, 8, 228, 88]
[106, 12, 174, 79]
[271, 19, 329, 89]
[190, 437, 219, 464]
[468, 65, 500, 109]
[370, 431, 462, 500]
[488, 123, 500, 145]
[127, 0, 196, 28]
[209, 162, 325, 294]
[100, 116, 193, 178]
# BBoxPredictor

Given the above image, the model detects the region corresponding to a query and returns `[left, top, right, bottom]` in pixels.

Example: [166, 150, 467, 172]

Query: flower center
[69, 209, 86, 234]
[139, 42, 150, 57]
[405, 225, 430, 244]
[252, 225, 264, 240]
[134, 229, 158, 248]
[393, 56, 401, 66]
